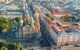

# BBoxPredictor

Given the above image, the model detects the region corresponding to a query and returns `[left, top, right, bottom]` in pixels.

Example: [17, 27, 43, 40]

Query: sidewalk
[60, 46, 80, 50]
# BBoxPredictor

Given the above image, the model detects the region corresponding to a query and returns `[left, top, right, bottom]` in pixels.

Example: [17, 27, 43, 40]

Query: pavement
[60, 46, 80, 50]
[22, 46, 80, 50]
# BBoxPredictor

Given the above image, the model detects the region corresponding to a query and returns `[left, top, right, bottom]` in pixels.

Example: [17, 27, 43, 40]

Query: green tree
[0, 17, 12, 32]
[15, 17, 20, 23]
[60, 14, 71, 22]
[13, 20, 18, 25]
[45, 13, 54, 20]
[11, 43, 22, 50]
[0, 25, 3, 32]
[2, 23, 10, 31]
[1, 46, 8, 50]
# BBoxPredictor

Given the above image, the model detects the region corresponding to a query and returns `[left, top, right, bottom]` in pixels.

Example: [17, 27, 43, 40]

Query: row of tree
[0, 17, 22, 32]
[45, 13, 54, 20]
[60, 14, 80, 23]
[0, 40, 22, 50]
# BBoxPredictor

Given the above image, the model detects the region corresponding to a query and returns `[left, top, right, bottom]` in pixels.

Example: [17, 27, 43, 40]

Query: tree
[11, 43, 22, 50]
[0, 25, 3, 32]
[2, 23, 10, 32]
[13, 20, 18, 25]
[15, 17, 20, 23]
[45, 13, 54, 20]
[1, 46, 8, 50]
[0, 17, 13, 32]
[60, 14, 71, 22]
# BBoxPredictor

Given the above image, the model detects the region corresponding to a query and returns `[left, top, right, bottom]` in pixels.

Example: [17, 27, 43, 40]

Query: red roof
[67, 42, 77, 45]
[50, 8, 71, 14]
